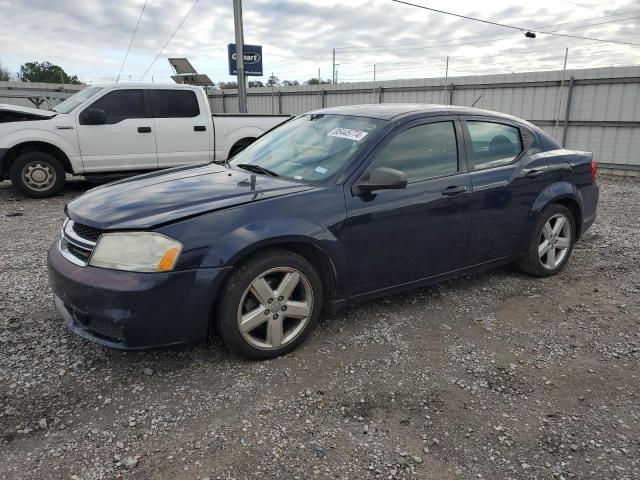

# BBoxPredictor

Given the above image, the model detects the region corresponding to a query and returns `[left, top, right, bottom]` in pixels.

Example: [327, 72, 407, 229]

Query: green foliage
[305, 78, 331, 85]
[266, 75, 280, 86]
[17, 61, 82, 84]
[0, 58, 10, 81]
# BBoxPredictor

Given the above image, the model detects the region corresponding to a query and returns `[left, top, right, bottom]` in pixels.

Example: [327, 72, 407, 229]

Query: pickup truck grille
[59, 219, 102, 266]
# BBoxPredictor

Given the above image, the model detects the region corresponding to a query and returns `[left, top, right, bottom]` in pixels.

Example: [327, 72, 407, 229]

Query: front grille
[72, 222, 103, 242]
[59, 219, 98, 266]
[66, 241, 92, 261]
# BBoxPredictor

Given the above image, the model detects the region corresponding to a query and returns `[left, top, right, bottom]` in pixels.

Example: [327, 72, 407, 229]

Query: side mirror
[81, 107, 106, 125]
[355, 167, 408, 194]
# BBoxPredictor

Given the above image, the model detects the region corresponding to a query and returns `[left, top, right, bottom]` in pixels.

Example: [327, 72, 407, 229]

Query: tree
[266, 75, 280, 87]
[305, 78, 331, 85]
[217, 81, 238, 90]
[0, 58, 10, 81]
[282, 80, 300, 86]
[17, 61, 81, 84]
[248, 80, 264, 88]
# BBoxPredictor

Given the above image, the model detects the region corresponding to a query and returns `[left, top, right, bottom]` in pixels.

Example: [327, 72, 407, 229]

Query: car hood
[67, 164, 317, 229]
[0, 103, 57, 119]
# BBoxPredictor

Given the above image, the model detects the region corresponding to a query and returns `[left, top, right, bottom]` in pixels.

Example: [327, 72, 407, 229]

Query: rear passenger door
[152, 89, 211, 167]
[462, 116, 551, 264]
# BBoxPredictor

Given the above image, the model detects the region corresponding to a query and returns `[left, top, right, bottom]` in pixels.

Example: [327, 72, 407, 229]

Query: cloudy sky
[1, 0, 639, 85]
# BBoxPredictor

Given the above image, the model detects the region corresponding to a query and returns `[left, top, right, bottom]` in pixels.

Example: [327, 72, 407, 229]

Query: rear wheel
[215, 249, 323, 360]
[9, 151, 66, 198]
[518, 204, 575, 277]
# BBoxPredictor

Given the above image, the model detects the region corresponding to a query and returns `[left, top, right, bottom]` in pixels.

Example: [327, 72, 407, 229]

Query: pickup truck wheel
[9, 151, 65, 198]
[518, 204, 575, 277]
[215, 249, 323, 360]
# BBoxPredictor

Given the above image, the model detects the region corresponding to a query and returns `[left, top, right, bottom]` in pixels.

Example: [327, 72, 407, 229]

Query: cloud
[0, 0, 638, 84]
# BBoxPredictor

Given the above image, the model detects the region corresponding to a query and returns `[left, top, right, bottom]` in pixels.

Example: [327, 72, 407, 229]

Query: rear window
[153, 90, 200, 118]
[467, 121, 523, 170]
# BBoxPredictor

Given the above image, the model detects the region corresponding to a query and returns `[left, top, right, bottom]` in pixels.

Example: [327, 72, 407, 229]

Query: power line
[390, 0, 640, 48]
[139, 0, 200, 81]
[116, 0, 148, 84]
[333, 13, 640, 55]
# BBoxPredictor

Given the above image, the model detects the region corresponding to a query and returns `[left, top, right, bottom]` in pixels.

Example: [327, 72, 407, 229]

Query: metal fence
[208, 66, 640, 172]
[0, 81, 83, 109]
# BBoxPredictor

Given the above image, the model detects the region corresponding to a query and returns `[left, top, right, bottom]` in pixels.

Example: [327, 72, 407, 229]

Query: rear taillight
[590, 157, 598, 183]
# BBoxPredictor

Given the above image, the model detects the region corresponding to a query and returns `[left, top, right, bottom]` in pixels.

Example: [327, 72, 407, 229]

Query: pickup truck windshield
[229, 114, 386, 183]
[52, 86, 104, 114]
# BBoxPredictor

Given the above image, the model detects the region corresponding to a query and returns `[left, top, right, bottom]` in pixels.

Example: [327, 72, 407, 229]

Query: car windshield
[228, 114, 387, 183]
[52, 86, 104, 114]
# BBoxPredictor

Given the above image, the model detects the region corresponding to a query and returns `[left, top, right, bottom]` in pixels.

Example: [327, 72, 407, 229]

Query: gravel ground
[0, 176, 639, 480]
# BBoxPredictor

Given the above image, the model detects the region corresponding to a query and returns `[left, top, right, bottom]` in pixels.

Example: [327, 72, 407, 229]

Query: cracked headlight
[89, 232, 182, 272]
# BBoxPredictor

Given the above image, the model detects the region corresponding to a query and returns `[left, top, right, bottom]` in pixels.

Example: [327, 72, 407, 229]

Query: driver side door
[76, 88, 157, 172]
[342, 117, 472, 297]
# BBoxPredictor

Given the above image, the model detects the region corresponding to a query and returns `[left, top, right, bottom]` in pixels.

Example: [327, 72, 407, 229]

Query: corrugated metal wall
[209, 66, 640, 169]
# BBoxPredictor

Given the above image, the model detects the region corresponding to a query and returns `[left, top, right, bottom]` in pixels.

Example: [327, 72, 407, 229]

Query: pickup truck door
[342, 117, 471, 296]
[76, 89, 157, 172]
[152, 89, 211, 167]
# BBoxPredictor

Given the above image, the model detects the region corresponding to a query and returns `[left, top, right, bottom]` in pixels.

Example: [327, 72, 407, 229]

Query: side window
[467, 121, 523, 170]
[87, 89, 146, 124]
[154, 90, 200, 118]
[370, 121, 458, 181]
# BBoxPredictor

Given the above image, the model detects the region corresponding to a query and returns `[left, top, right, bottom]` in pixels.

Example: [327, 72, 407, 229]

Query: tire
[215, 249, 323, 360]
[9, 151, 66, 198]
[518, 204, 576, 277]
[228, 138, 255, 158]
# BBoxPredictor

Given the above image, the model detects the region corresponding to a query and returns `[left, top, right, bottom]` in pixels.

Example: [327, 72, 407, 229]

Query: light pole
[233, 0, 247, 113]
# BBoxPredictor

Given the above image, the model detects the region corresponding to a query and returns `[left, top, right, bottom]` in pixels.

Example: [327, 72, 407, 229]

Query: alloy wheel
[538, 213, 572, 270]
[237, 267, 313, 350]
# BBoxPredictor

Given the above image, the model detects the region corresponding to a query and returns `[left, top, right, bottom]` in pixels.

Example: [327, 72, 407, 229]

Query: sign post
[232, 0, 247, 113]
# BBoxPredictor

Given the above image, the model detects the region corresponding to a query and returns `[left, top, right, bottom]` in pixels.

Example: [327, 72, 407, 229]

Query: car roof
[92, 83, 202, 90]
[307, 103, 530, 124]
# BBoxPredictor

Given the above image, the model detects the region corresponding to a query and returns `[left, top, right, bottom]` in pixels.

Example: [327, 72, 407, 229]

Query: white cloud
[0, 0, 638, 84]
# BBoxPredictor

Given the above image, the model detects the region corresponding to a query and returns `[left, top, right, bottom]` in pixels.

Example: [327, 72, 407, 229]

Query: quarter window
[369, 121, 458, 181]
[86, 89, 146, 124]
[467, 121, 523, 170]
[153, 90, 200, 118]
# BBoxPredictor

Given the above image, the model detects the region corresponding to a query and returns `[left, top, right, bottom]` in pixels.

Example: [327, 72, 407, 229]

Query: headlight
[89, 232, 182, 272]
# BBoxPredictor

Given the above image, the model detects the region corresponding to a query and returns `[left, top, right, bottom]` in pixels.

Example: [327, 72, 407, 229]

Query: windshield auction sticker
[327, 128, 368, 141]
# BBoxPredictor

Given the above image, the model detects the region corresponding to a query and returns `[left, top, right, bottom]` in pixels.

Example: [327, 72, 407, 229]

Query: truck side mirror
[81, 108, 107, 125]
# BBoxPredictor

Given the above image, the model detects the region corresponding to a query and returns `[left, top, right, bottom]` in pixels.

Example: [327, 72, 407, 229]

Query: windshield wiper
[236, 163, 279, 177]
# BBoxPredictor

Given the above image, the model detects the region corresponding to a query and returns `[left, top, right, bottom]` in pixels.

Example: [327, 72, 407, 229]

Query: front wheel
[215, 249, 323, 360]
[518, 204, 576, 277]
[9, 151, 66, 198]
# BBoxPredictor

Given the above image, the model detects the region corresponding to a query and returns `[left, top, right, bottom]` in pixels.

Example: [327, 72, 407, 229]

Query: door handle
[441, 185, 468, 196]
[137, 127, 152, 133]
[194, 125, 206, 132]
[523, 169, 544, 178]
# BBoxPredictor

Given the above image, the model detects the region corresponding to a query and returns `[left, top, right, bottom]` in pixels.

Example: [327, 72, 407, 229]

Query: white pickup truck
[0, 84, 290, 197]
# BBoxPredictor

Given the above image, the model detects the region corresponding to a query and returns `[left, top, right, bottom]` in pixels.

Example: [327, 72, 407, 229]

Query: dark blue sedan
[47, 104, 599, 359]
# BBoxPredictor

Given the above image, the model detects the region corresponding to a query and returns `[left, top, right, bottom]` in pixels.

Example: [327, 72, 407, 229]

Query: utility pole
[233, 0, 247, 113]
[373, 64, 376, 82]
[443, 56, 449, 105]
[318, 68, 321, 82]
[332, 49, 335, 83]
[554, 48, 569, 138]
